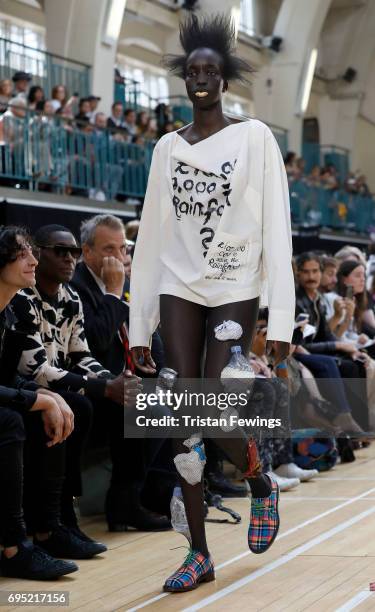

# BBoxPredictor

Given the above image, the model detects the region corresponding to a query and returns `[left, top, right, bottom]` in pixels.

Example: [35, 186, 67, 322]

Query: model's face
[320, 265, 337, 292]
[82, 226, 126, 277]
[185, 48, 227, 108]
[297, 260, 322, 292]
[37, 231, 79, 284]
[344, 265, 365, 295]
[0, 236, 38, 290]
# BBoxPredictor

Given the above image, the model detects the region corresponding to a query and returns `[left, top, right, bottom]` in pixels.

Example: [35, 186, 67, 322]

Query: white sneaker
[267, 471, 300, 492]
[275, 463, 319, 482]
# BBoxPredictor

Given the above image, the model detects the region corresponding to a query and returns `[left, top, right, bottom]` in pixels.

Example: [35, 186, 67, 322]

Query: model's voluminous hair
[163, 13, 254, 82]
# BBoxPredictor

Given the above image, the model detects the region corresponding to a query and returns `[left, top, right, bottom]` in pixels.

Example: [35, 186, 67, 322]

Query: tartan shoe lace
[182, 548, 197, 567]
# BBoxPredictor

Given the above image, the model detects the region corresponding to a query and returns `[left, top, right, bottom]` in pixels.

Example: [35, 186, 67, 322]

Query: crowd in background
[284, 150, 371, 197]
[0, 71, 182, 142]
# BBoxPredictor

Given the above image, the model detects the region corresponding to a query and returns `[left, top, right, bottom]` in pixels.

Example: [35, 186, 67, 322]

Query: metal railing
[302, 142, 350, 179]
[0, 110, 152, 199]
[0, 37, 90, 98]
[289, 179, 374, 234]
[3, 108, 368, 235]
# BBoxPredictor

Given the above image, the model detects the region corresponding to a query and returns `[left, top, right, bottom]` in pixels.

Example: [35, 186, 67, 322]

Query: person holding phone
[336, 261, 375, 355]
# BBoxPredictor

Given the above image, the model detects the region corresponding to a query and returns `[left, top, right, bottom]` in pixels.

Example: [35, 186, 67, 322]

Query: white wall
[352, 116, 375, 191]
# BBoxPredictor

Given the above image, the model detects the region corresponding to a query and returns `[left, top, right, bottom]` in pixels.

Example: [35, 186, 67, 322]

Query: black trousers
[90, 395, 167, 492]
[0, 408, 27, 547]
[23, 391, 92, 533]
[0, 406, 67, 543]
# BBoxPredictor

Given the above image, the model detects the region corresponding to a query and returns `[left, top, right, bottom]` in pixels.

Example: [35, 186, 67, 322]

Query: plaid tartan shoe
[163, 549, 215, 593]
[248, 474, 280, 554]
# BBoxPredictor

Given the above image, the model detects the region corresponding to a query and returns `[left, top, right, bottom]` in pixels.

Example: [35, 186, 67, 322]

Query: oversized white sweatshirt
[129, 119, 295, 347]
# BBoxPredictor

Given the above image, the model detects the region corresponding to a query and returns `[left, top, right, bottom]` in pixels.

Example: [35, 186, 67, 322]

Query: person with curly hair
[129, 14, 295, 592]
[0, 226, 78, 580]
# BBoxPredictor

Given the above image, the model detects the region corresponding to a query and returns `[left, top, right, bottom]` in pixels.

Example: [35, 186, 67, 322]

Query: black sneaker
[0, 540, 78, 580]
[34, 525, 105, 560]
[69, 526, 107, 555]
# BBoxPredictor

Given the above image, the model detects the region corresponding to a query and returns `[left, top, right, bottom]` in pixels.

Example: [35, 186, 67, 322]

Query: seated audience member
[123, 108, 137, 138]
[124, 249, 132, 279]
[87, 95, 101, 123]
[320, 164, 339, 191]
[248, 309, 318, 489]
[334, 245, 367, 267]
[125, 219, 140, 243]
[295, 252, 369, 432]
[336, 260, 375, 347]
[50, 85, 77, 118]
[136, 110, 150, 135]
[27, 86, 45, 111]
[284, 151, 298, 182]
[107, 102, 128, 139]
[0, 79, 13, 113]
[75, 98, 91, 129]
[306, 165, 321, 188]
[70, 215, 170, 531]
[93, 112, 107, 134]
[12, 71, 32, 100]
[319, 255, 354, 338]
[0, 226, 81, 579]
[0, 98, 28, 188]
[8, 225, 143, 535]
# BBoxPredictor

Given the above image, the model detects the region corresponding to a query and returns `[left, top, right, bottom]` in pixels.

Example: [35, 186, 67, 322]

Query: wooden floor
[2, 448, 375, 612]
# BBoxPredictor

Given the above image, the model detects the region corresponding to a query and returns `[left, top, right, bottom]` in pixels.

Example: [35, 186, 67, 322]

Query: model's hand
[131, 347, 156, 374]
[266, 340, 290, 367]
[101, 256, 125, 298]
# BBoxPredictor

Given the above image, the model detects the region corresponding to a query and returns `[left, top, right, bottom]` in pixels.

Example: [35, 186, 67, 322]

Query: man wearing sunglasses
[8, 224, 141, 557]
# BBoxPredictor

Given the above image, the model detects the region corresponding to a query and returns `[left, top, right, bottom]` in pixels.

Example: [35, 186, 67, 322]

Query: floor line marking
[182, 506, 375, 611]
[335, 589, 373, 611]
[127, 485, 375, 611]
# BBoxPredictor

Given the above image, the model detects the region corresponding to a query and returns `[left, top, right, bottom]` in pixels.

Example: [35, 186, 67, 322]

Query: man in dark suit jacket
[71, 214, 169, 532]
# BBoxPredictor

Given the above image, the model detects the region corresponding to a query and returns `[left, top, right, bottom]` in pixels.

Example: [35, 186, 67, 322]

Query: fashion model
[130, 14, 295, 593]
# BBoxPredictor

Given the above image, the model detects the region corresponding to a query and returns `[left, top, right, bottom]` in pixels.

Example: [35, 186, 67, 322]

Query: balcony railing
[0, 37, 90, 98]
[0, 110, 152, 199]
[1, 107, 369, 235]
[289, 180, 374, 234]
